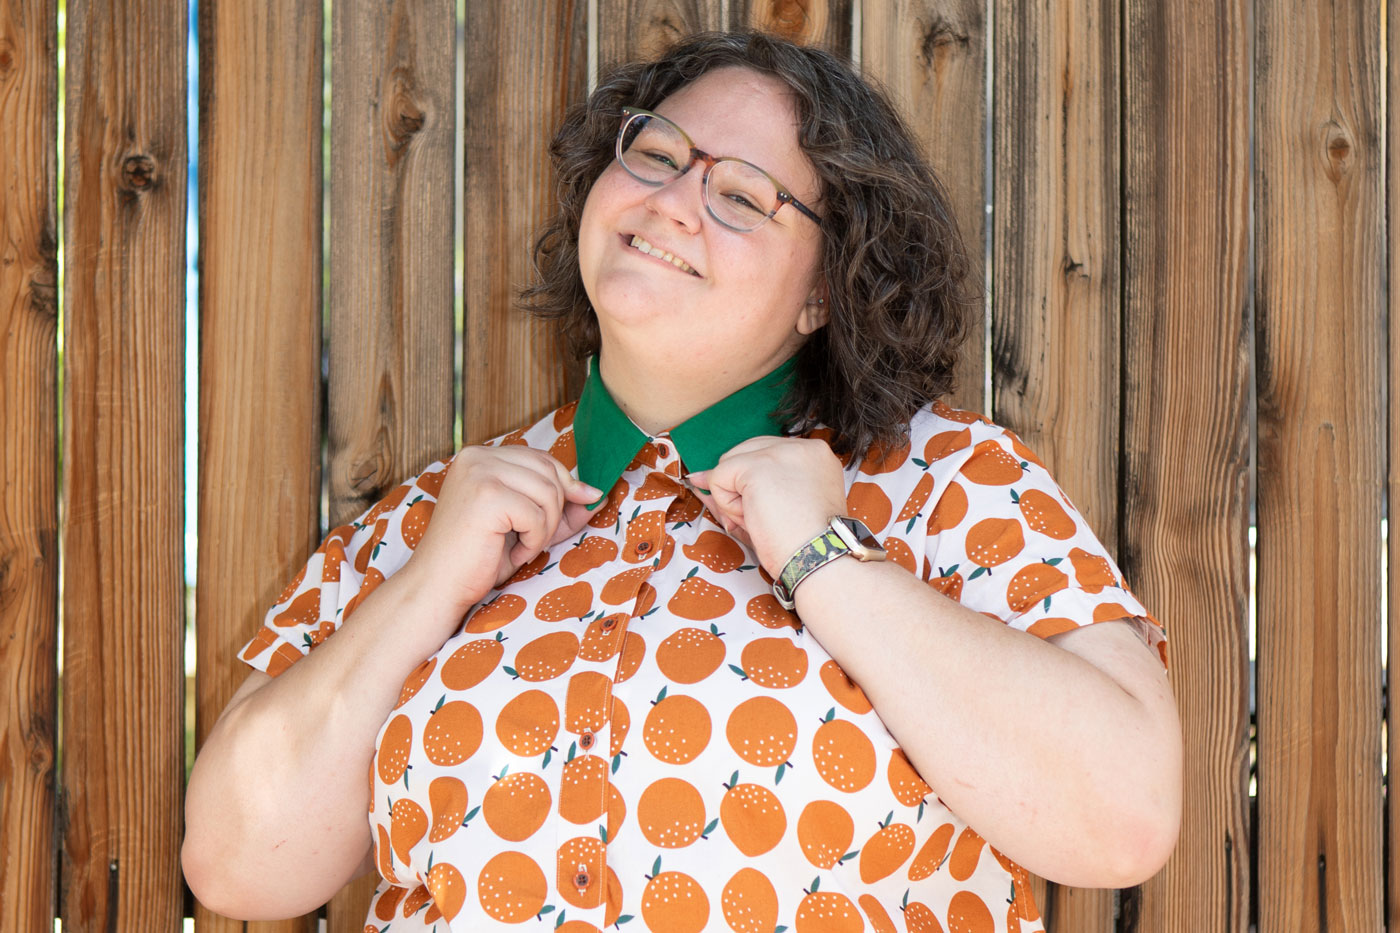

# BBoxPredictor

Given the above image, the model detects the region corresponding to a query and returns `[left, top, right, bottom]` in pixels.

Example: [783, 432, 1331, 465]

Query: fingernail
[578, 483, 604, 498]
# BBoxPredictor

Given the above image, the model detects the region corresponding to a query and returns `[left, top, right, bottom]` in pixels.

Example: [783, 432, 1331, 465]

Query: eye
[641, 150, 680, 170]
[721, 191, 766, 215]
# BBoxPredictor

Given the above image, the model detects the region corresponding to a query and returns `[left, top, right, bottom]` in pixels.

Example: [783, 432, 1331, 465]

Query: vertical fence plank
[1390, 0, 1400, 925]
[327, 0, 456, 926]
[194, 0, 324, 929]
[461, 0, 587, 446]
[990, 0, 1119, 925]
[860, 0, 986, 417]
[1123, 0, 1252, 931]
[732, 0, 852, 53]
[0, 0, 59, 928]
[60, 0, 187, 927]
[597, 0, 726, 69]
[1255, 0, 1384, 928]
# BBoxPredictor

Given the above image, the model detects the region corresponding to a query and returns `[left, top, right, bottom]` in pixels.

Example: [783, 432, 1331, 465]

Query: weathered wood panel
[194, 0, 324, 928]
[327, 0, 456, 523]
[597, 0, 726, 71]
[0, 0, 59, 928]
[860, 0, 986, 416]
[1123, 0, 1253, 930]
[461, 0, 587, 445]
[990, 0, 1119, 924]
[1388, 1, 1400, 927]
[325, 0, 456, 924]
[1254, 0, 1383, 929]
[733, 0, 852, 54]
[60, 0, 187, 928]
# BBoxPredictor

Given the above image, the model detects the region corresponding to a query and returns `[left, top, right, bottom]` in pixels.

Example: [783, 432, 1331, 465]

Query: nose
[642, 165, 705, 233]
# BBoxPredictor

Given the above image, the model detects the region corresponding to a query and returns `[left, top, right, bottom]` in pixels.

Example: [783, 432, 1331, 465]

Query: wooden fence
[0, 0, 1383, 928]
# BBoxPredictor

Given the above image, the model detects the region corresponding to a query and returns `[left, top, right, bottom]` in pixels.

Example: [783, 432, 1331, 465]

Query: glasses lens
[706, 160, 779, 231]
[618, 114, 690, 183]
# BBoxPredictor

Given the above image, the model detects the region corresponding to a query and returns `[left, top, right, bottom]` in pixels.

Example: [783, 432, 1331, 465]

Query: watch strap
[772, 524, 852, 610]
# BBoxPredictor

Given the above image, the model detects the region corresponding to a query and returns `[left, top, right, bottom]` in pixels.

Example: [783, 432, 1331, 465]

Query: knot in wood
[386, 71, 426, 147]
[1323, 121, 1352, 180]
[121, 154, 158, 191]
[763, 0, 812, 34]
[919, 16, 970, 69]
[0, 37, 15, 76]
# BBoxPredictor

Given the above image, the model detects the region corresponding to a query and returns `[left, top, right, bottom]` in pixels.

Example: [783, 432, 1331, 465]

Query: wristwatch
[772, 516, 887, 609]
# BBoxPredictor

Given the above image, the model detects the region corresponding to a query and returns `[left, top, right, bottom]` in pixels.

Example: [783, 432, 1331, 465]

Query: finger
[549, 501, 594, 547]
[534, 451, 603, 506]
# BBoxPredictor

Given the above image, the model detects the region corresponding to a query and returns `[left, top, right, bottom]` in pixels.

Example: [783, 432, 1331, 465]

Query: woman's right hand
[403, 444, 602, 617]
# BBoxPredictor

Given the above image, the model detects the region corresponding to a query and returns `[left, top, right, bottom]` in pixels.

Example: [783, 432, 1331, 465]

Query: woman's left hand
[685, 436, 849, 578]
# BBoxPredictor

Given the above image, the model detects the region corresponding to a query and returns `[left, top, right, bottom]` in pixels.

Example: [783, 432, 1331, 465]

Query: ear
[797, 284, 830, 335]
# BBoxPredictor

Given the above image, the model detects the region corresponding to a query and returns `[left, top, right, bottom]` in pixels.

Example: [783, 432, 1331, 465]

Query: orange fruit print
[964, 517, 1025, 570]
[558, 752, 608, 824]
[636, 776, 707, 847]
[477, 851, 547, 922]
[482, 771, 551, 842]
[655, 626, 726, 683]
[641, 867, 709, 933]
[719, 778, 787, 856]
[726, 696, 798, 768]
[722, 867, 780, 933]
[797, 799, 855, 869]
[244, 399, 1158, 931]
[643, 692, 712, 764]
[422, 700, 484, 766]
[812, 717, 878, 792]
[427, 775, 467, 843]
[739, 636, 809, 688]
[795, 889, 863, 933]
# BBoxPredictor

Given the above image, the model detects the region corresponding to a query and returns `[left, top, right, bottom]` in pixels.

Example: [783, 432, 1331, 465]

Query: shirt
[240, 356, 1166, 933]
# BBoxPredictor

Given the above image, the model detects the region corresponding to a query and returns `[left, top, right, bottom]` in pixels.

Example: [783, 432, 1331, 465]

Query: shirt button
[579, 732, 595, 750]
[635, 540, 651, 554]
[656, 442, 670, 458]
[574, 870, 591, 887]
[601, 616, 618, 632]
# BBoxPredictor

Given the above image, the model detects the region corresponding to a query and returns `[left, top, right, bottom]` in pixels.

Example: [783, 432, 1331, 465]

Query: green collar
[573, 355, 797, 508]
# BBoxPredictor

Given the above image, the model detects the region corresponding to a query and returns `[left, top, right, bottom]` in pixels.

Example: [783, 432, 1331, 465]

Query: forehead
[651, 66, 819, 201]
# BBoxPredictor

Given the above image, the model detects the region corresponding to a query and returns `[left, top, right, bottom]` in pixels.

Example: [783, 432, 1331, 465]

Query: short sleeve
[237, 457, 452, 677]
[918, 426, 1167, 669]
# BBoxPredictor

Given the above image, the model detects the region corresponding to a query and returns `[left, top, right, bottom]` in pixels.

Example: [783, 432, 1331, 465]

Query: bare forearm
[792, 558, 1180, 888]
[184, 565, 467, 918]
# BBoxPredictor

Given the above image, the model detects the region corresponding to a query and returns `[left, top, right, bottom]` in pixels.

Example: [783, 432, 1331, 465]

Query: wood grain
[326, 0, 456, 924]
[194, 0, 324, 928]
[1122, 0, 1253, 930]
[1254, 0, 1384, 928]
[990, 0, 1119, 924]
[0, 0, 59, 928]
[59, 0, 187, 928]
[327, 0, 456, 527]
[1389, 1, 1400, 927]
[732, 0, 852, 54]
[597, 0, 725, 72]
[860, 0, 987, 416]
[461, 0, 586, 445]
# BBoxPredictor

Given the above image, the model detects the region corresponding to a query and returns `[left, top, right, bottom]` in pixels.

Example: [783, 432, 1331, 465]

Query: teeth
[629, 235, 698, 276]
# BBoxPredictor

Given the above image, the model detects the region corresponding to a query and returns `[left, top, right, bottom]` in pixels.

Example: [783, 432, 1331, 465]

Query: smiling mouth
[627, 235, 701, 277]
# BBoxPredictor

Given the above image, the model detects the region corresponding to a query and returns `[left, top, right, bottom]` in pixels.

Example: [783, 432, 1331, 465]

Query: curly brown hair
[520, 31, 981, 457]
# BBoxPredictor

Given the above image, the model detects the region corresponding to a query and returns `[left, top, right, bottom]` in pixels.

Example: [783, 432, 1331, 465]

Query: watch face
[834, 517, 887, 561]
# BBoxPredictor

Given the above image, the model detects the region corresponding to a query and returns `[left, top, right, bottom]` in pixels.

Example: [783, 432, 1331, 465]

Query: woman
[183, 31, 1181, 932]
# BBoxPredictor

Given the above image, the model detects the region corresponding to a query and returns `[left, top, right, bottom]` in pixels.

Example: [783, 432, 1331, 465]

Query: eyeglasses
[615, 107, 823, 233]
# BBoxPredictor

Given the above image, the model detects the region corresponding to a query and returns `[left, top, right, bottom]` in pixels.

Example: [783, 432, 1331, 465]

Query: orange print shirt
[240, 356, 1165, 933]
